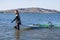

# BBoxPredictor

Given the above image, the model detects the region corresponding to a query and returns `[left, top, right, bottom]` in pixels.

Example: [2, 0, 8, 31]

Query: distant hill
[0, 7, 60, 13]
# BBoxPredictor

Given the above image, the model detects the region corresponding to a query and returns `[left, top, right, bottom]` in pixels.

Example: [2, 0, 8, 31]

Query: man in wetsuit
[11, 10, 21, 30]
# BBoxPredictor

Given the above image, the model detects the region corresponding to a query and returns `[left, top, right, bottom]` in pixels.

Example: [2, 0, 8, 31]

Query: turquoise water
[0, 13, 60, 40]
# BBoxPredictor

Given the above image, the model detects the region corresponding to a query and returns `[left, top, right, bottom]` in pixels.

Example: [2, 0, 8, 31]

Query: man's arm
[11, 16, 17, 23]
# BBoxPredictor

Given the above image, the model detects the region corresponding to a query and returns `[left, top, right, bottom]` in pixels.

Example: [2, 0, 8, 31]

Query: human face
[15, 10, 17, 13]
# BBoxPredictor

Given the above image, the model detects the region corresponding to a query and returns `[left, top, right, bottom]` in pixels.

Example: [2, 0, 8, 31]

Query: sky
[0, 0, 60, 11]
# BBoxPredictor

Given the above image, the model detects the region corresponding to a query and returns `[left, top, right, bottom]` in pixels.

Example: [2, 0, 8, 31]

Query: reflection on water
[15, 29, 20, 40]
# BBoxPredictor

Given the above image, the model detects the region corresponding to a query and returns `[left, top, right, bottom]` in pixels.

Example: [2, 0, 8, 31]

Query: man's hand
[11, 21, 13, 23]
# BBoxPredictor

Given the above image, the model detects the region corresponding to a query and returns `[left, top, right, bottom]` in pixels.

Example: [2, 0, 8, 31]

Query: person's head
[15, 10, 19, 15]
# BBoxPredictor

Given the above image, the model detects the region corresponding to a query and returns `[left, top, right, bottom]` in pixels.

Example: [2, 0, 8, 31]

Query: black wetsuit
[12, 14, 21, 30]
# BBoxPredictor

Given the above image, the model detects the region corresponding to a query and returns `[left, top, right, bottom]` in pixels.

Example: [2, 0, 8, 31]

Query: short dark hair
[16, 10, 18, 12]
[15, 10, 19, 14]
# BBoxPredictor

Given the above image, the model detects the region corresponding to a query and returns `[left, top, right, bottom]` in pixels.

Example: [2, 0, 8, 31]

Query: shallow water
[20, 28, 60, 40]
[0, 13, 60, 40]
[1, 26, 60, 40]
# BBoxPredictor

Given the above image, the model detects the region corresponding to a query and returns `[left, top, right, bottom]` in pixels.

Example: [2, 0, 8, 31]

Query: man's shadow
[14, 29, 20, 40]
